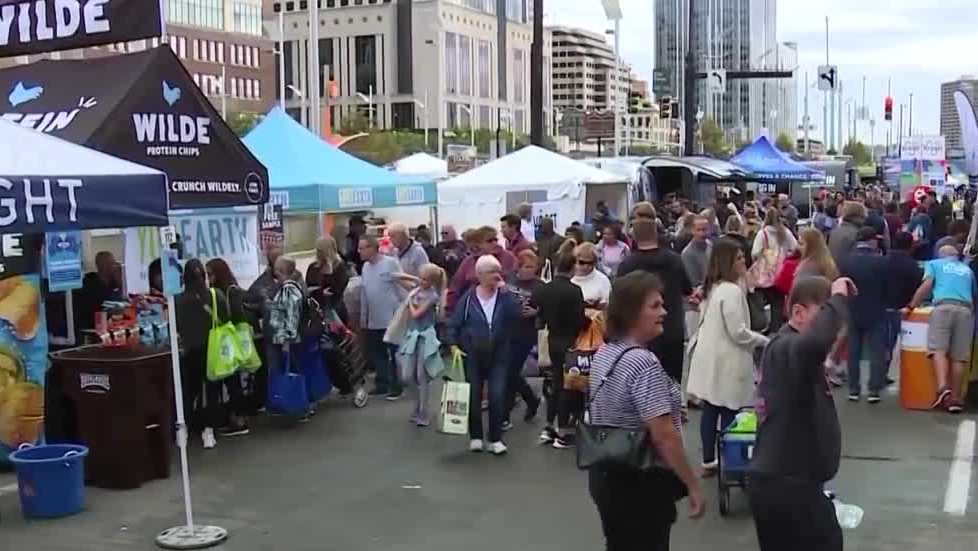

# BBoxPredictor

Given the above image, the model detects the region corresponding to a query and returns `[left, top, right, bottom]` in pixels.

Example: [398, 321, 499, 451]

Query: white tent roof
[0, 119, 164, 176]
[439, 146, 625, 199]
[394, 152, 448, 179]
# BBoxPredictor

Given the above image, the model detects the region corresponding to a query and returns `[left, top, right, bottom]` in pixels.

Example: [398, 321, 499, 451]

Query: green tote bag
[235, 321, 262, 372]
[207, 289, 243, 382]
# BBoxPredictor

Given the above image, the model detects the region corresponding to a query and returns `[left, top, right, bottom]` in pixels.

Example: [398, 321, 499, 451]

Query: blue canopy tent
[730, 136, 823, 182]
[243, 108, 437, 213]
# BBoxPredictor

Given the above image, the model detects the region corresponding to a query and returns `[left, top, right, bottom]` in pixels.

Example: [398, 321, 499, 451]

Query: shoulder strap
[209, 288, 219, 328]
[586, 345, 643, 409]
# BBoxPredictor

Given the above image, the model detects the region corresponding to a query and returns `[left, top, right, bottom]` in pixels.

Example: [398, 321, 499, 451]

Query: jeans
[700, 402, 737, 464]
[465, 350, 508, 442]
[882, 309, 902, 372]
[505, 333, 539, 420]
[365, 329, 401, 395]
[847, 320, 887, 395]
[589, 467, 677, 551]
[750, 475, 843, 551]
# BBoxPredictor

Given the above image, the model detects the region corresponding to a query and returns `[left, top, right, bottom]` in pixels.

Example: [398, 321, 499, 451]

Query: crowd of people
[95, 185, 974, 550]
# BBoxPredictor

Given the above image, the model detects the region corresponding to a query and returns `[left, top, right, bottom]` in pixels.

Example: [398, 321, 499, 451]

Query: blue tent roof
[243, 107, 436, 212]
[730, 136, 822, 182]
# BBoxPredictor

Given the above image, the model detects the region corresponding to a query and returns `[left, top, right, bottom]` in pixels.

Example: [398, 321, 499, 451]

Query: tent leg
[156, 294, 227, 550]
[430, 206, 439, 245]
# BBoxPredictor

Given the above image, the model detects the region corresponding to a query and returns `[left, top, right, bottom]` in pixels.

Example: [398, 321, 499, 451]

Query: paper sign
[259, 204, 284, 250]
[44, 231, 83, 292]
[161, 249, 182, 297]
[531, 201, 561, 232]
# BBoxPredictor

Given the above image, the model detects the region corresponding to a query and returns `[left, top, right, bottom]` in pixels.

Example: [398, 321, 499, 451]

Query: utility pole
[278, 10, 285, 111]
[898, 103, 905, 157]
[837, 78, 844, 149]
[530, 0, 544, 146]
[909, 92, 914, 136]
[307, 1, 320, 136]
[886, 78, 892, 157]
[826, 16, 835, 151]
[803, 71, 810, 156]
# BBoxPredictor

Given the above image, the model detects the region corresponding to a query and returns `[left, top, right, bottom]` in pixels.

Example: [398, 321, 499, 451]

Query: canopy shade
[243, 108, 437, 212]
[730, 136, 822, 182]
[394, 152, 448, 180]
[438, 145, 628, 232]
[0, 119, 169, 233]
[0, 46, 268, 209]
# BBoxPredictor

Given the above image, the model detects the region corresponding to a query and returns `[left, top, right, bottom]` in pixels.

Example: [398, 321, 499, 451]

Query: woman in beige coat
[687, 239, 769, 474]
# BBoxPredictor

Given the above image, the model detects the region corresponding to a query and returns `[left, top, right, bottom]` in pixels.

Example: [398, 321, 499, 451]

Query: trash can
[9, 443, 89, 518]
[48, 345, 173, 489]
[900, 307, 937, 410]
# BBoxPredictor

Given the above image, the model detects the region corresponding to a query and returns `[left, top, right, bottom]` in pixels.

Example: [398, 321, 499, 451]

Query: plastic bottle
[833, 500, 864, 529]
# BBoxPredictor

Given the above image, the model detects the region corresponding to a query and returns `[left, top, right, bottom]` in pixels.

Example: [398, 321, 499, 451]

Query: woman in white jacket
[688, 239, 769, 475]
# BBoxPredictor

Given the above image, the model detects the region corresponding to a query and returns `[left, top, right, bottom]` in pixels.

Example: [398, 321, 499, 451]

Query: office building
[267, 0, 552, 136]
[653, 0, 792, 142]
[0, 0, 274, 116]
[941, 76, 978, 158]
[549, 26, 630, 114]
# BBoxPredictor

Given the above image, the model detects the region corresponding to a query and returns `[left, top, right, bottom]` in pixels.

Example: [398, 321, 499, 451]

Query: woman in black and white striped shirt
[588, 272, 705, 551]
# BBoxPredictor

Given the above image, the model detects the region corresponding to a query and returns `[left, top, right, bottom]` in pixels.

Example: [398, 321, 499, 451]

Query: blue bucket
[9, 443, 89, 519]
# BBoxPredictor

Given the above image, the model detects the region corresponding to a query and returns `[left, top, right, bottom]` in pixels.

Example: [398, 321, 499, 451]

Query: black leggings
[180, 348, 224, 431]
[546, 348, 580, 429]
[750, 475, 843, 551]
[589, 467, 677, 551]
[761, 286, 786, 334]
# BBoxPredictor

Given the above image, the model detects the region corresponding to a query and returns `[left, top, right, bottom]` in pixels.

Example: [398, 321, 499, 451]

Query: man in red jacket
[446, 226, 517, 313]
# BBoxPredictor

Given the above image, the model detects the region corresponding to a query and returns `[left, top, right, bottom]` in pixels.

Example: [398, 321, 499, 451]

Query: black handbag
[576, 346, 656, 471]
[747, 290, 768, 332]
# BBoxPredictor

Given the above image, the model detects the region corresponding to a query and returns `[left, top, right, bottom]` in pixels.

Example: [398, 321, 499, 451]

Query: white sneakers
[469, 439, 508, 455]
[486, 441, 508, 455]
[201, 428, 217, 449]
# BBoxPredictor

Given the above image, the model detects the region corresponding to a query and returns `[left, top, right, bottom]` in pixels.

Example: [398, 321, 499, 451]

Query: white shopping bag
[439, 381, 471, 435]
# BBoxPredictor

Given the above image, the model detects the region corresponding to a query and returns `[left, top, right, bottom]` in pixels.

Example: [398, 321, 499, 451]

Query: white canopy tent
[437, 146, 629, 233]
[393, 152, 449, 180]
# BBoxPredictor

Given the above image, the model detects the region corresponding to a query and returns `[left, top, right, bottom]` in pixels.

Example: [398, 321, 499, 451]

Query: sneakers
[469, 439, 484, 452]
[386, 391, 404, 402]
[501, 420, 514, 432]
[416, 415, 431, 427]
[201, 428, 217, 449]
[487, 441, 508, 455]
[552, 434, 576, 449]
[947, 399, 964, 414]
[828, 374, 846, 388]
[933, 387, 953, 410]
[297, 414, 312, 424]
[848, 393, 860, 402]
[867, 393, 881, 404]
[539, 426, 558, 444]
[368, 388, 388, 396]
[701, 461, 719, 478]
[218, 424, 250, 437]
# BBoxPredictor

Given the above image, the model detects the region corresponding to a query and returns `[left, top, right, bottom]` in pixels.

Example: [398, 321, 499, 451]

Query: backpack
[281, 280, 324, 340]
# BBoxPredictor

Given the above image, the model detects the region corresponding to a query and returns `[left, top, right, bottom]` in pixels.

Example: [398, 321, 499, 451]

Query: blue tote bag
[267, 349, 309, 417]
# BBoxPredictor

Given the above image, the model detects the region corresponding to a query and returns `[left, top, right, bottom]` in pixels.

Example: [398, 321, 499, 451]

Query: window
[243, 45, 251, 67]
[459, 36, 471, 97]
[230, 78, 238, 98]
[209, 41, 217, 63]
[355, 35, 377, 94]
[319, 38, 334, 96]
[245, 79, 253, 99]
[477, 40, 491, 98]
[217, 43, 224, 64]
[444, 33, 457, 94]
[254, 80, 261, 99]
[513, 48, 525, 103]
[253, 47, 261, 68]
[230, 44, 237, 65]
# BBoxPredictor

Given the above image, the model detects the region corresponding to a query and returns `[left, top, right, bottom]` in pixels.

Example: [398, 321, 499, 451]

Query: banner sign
[44, 231, 82, 292]
[125, 210, 260, 293]
[0, 174, 168, 233]
[259, 204, 284, 250]
[0, 233, 47, 456]
[0, 47, 268, 209]
[901, 135, 946, 161]
[0, 0, 165, 58]
[531, 201, 560, 232]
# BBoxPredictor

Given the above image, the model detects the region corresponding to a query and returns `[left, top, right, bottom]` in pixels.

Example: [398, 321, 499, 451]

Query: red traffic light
[884, 96, 893, 121]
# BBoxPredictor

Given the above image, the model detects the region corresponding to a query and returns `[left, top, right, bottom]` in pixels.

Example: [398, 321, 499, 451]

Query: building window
[210, 41, 217, 63]
[355, 35, 377, 94]
[243, 45, 251, 67]
[444, 32, 457, 94]
[477, 40, 491, 99]
[254, 80, 261, 99]
[253, 46, 261, 68]
[513, 48, 525, 103]
[230, 44, 237, 65]
[230, 78, 238, 98]
[217, 43, 224, 64]
[459, 36, 471, 97]
[319, 38, 334, 96]
[245, 79, 252, 99]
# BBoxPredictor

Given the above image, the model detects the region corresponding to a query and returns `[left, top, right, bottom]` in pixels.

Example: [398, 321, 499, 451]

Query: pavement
[1, 381, 976, 550]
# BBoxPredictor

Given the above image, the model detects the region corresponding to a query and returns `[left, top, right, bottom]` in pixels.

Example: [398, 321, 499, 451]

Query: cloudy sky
[546, 0, 978, 144]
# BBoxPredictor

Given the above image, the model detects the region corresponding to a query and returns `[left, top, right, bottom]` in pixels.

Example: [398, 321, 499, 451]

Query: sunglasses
[577, 260, 596, 266]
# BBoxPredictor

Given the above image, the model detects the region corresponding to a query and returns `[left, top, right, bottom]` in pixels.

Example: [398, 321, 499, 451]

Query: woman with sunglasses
[571, 242, 612, 309]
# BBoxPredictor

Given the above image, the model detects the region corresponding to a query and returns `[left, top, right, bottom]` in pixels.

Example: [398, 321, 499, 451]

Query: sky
[545, 0, 978, 145]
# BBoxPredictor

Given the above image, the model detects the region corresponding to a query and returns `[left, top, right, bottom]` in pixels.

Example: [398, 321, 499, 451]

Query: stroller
[317, 304, 369, 409]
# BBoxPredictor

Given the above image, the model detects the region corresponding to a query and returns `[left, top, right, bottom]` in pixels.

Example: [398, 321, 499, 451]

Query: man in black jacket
[884, 232, 924, 374]
[617, 218, 693, 382]
[751, 275, 854, 551]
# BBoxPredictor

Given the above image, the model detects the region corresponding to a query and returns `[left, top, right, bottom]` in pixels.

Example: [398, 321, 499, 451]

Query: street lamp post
[458, 104, 475, 149]
[413, 90, 428, 148]
[602, 0, 623, 157]
[356, 85, 374, 129]
[277, 10, 285, 110]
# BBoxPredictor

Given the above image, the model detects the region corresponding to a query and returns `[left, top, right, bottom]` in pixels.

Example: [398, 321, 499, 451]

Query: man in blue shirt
[908, 245, 977, 413]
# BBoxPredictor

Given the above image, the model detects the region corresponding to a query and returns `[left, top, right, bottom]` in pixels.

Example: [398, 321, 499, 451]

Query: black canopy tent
[641, 156, 753, 205]
[0, 46, 268, 209]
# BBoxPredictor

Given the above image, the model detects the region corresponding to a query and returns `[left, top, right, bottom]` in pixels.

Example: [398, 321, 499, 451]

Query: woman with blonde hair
[751, 208, 798, 332]
[306, 235, 350, 323]
[571, 241, 612, 308]
[796, 228, 839, 280]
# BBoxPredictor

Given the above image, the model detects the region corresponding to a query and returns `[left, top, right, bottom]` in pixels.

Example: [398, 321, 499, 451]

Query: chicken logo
[162, 81, 181, 107]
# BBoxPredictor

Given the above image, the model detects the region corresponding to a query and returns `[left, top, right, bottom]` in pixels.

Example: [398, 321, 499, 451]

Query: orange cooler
[900, 307, 937, 410]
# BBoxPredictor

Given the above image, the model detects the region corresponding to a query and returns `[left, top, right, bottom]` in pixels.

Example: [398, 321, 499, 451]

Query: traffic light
[671, 99, 680, 119]
[884, 96, 893, 121]
[658, 96, 672, 120]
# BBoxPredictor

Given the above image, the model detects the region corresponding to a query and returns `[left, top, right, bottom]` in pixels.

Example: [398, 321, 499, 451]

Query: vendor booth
[730, 136, 823, 213]
[0, 46, 269, 209]
[394, 152, 449, 181]
[641, 156, 752, 205]
[0, 119, 169, 471]
[437, 145, 628, 234]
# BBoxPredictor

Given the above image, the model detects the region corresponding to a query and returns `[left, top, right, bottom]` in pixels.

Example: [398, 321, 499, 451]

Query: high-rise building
[549, 26, 630, 114]
[0, 0, 274, 116]
[267, 0, 552, 136]
[941, 76, 978, 158]
[653, 0, 791, 143]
